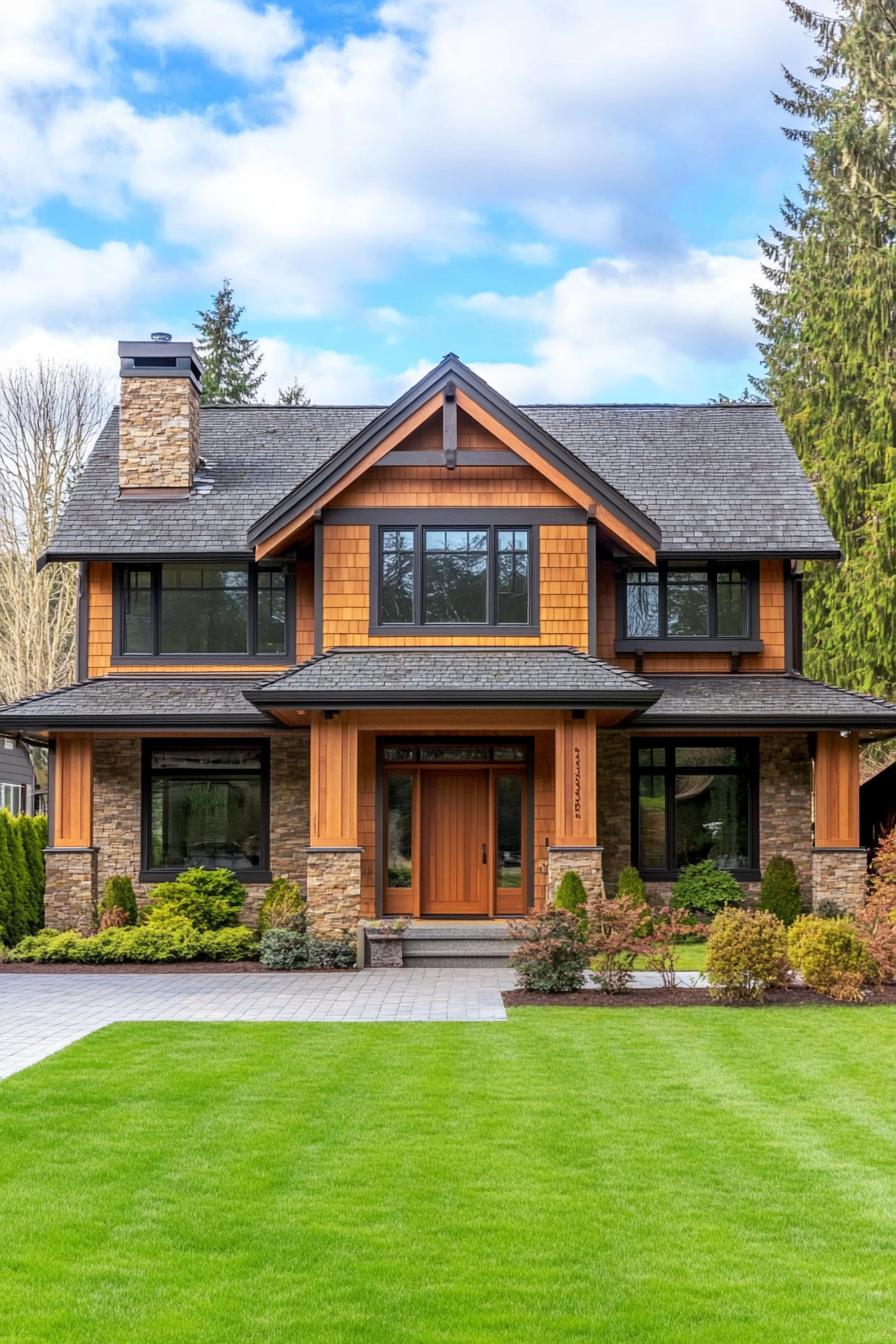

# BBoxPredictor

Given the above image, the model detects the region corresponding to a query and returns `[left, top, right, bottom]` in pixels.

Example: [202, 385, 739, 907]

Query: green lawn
[633, 939, 708, 971]
[2, 1010, 896, 1342]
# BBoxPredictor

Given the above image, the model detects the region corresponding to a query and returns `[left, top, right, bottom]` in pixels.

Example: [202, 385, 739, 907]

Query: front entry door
[420, 770, 490, 916]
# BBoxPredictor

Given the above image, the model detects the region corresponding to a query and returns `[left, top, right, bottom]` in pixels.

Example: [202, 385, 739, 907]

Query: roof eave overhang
[635, 714, 896, 730]
[244, 689, 660, 710]
[653, 548, 842, 563]
[0, 714, 278, 731]
[247, 356, 660, 558]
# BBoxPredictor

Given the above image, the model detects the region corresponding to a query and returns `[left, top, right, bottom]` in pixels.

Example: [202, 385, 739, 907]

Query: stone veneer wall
[44, 848, 96, 934]
[597, 730, 814, 904]
[812, 849, 868, 913]
[119, 376, 199, 490]
[91, 732, 310, 926]
[547, 847, 605, 904]
[305, 849, 363, 936]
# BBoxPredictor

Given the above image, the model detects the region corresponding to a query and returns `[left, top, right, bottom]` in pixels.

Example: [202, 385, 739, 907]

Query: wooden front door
[420, 770, 490, 915]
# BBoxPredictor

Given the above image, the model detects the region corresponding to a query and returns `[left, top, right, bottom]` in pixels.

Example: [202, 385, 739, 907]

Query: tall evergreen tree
[754, 0, 896, 697]
[194, 279, 264, 405]
[277, 377, 310, 406]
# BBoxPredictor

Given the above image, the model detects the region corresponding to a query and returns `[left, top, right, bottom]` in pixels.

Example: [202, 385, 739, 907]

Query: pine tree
[277, 378, 310, 406]
[194, 279, 264, 405]
[754, 1, 896, 697]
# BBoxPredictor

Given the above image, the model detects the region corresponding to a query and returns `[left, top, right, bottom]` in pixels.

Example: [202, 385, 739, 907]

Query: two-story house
[2, 340, 895, 935]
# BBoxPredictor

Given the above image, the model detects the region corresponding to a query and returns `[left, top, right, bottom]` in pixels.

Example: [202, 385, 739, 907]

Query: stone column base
[305, 847, 363, 937]
[43, 847, 97, 933]
[547, 846, 605, 906]
[812, 848, 868, 914]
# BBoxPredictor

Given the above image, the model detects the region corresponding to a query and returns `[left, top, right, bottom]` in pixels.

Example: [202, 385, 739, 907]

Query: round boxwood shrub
[553, 869, 587, 928]
[672, 860, 742, 916]
[260, 928, 311, 970]
[307, 935, 356, 969]
[706, 908, 790, 1004]
[758, 855, 802, 926]
[787, 915, 875, 1002]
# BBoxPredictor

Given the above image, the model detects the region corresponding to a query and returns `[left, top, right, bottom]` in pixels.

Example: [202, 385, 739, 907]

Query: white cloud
[0, 0, 815, 316]
[131, 0, 302, 80]
[0, 229, 154, 332]
[460, 248, 761, 401]
[506, 242, 555, 266]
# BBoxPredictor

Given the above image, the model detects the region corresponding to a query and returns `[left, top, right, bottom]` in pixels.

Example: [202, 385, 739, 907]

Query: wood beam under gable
[255, 392, 444, 559]
[442, 381, 457, 470]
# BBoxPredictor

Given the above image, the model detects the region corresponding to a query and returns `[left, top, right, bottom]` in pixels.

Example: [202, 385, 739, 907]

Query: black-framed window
[141, 741, 270, 881]
[631, 739, 758, 879]
[116, 561, 292, 661]
[374, 524, 536, 630]
[617, 562, 757, 646]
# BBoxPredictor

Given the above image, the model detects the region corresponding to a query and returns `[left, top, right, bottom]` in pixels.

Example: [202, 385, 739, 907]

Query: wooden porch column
[553, 711, 597, 846]
[548, 711, 603, 906]
[45, 734, 97, 934]
[53, 734, 93, 847]
[309, 711, 359, 846]
[814, 731, 860, 848]
[812, 731, 867, 915]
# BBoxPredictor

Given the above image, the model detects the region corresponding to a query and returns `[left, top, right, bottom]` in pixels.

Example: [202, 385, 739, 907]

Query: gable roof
[43, 372, 840, 565]
[247, 355, 660, 559]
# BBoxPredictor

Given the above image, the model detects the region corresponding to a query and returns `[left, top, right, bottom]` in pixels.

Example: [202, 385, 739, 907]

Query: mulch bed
[0, 962, 356, 975]
[503, 986, 896, 1009]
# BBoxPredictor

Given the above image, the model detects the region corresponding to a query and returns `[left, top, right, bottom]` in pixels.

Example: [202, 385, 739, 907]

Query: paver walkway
[0, 967, 705, 1080]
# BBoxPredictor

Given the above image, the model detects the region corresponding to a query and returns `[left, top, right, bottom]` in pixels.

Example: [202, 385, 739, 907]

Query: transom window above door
[374, 524, 537, 631]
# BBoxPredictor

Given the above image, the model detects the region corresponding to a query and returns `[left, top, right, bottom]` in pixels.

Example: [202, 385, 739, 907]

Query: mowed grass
[2, 1011, 896, 1343]
[634, 939, 708, 971]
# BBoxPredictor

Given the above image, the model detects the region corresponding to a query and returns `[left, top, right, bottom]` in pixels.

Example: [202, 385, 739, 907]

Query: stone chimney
[118, 336, 204, 493]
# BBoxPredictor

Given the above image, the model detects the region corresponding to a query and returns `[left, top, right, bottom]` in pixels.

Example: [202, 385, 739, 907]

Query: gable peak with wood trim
[249, 354, 660, 563]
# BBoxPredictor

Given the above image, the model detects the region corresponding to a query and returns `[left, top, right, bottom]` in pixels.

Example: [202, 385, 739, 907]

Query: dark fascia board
[635, 712, 896, 729]
[244, 687, 660, 709]
[39, 547, 258, 571]
[0, 713, 280, 731]
[247, 355, 661, 550]
[654, 549, 842, 562]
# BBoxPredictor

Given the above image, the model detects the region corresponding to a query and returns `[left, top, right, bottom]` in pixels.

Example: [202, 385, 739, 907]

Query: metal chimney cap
[150, 331, 172, 343]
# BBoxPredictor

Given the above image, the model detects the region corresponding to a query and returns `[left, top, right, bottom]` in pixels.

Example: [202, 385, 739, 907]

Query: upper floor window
[621, 562, 755, 643]
[117, 562, 291, 660]
[376, 525, 536, 631]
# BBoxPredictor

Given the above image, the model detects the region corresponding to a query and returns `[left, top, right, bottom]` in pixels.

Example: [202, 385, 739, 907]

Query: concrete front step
[400, 922, 517, 968]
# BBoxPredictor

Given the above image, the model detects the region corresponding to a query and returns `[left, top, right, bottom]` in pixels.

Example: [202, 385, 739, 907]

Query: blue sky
[0, 0, 817, 404]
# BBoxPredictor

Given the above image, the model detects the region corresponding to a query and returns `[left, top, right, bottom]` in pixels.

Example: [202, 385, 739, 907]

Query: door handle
[481, 843, 487, 865]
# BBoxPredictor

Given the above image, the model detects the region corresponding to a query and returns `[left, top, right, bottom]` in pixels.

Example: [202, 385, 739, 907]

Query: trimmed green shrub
[258, 877, 305, 933]
[0, 811, 33, 945]
[17, 815, 44, 930]
[758, 855, 802, 926]
[7, 928, 62, 961]
[788, 915, 874, 1002]
[144, 867, 247, 930]
[509, 908, 588, 993]
[98, 875, 138, 927]
[307, 935, 356, 969]
[260, 929, 311, 970]
[92, 924, 203, 963]
[616, 866, 647, 903]
[199, 927, 259, 962]
[553, 870, 587, 928]
[706, 908, 790, 1004]
[672, 860, 742, 915]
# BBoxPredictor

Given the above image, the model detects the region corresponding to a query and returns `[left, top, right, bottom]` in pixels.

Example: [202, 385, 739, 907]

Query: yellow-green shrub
[787, 915, 874, 1002]
[706, 908, 789, 1004]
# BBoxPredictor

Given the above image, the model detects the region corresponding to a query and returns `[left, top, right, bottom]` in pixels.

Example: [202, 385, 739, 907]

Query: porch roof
[246, 647, 658, 709]
[637, 675, 896, 731]
[0, 676, 274, 731]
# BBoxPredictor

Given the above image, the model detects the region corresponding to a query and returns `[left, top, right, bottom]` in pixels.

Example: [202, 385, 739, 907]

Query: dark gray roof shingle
[47, 401, 838, 560]
[0, 676, 272, 728]
[639, 675, 896, 727]
[249, 647, 656, 706]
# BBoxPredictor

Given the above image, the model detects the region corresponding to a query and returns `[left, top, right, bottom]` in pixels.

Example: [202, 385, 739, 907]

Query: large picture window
[117, 562, 291, 660]
[631, 740, 758, 878]
[142, 742, 269, 880]
[619, 563, 756, 645]
[375, 524, 536, 630]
